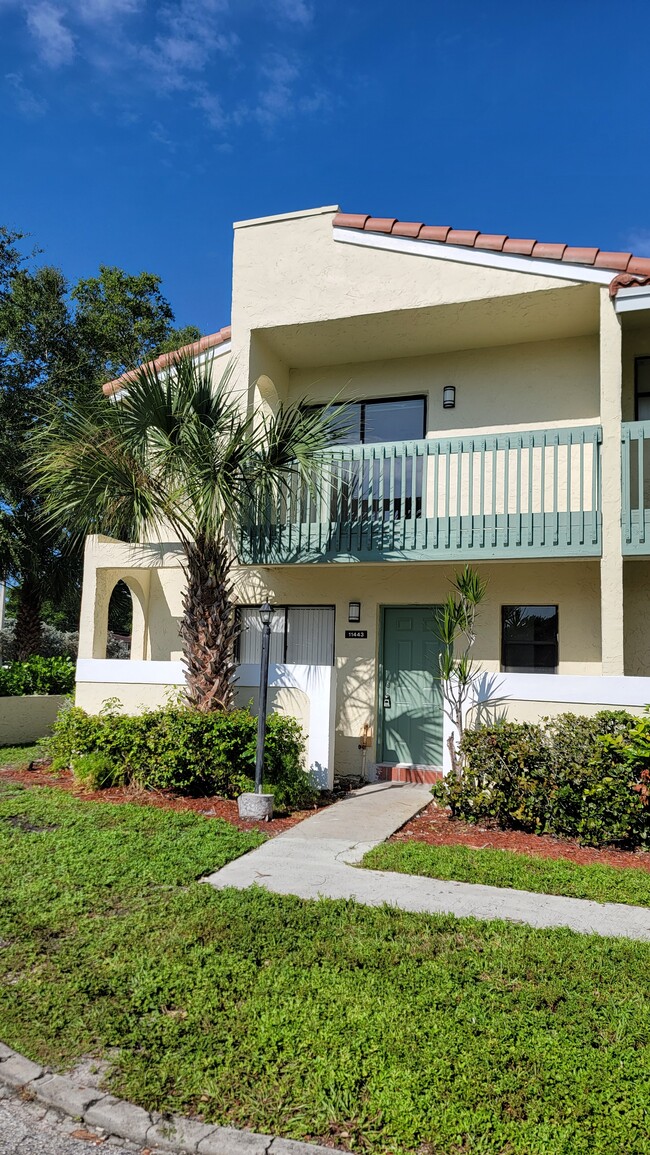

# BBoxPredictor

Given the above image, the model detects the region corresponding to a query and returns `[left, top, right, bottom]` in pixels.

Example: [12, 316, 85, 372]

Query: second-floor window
[329, 396, 426, 446]
[322, 397, 427, 523]
[635, 358, 650, 420]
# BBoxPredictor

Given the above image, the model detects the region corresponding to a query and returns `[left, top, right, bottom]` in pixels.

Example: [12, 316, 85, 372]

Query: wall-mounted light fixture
[348, 601, 361, 623]
[443, 385, 456, 409]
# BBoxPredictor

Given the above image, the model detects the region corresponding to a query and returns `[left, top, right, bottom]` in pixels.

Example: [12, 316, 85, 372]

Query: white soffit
[333, 227, 615, 287]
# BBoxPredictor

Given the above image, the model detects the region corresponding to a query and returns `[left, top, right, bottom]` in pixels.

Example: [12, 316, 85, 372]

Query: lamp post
[238, 600, 276, 821]
[254, 601, 274, 794]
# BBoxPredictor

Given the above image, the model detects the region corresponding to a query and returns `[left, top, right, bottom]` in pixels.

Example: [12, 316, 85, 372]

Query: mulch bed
[0, 762, 328, 836]
[392, 801, 650, 873]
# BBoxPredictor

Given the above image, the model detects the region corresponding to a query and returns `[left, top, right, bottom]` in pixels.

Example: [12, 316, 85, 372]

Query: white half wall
[75, 659, 337, 788]
[440, 671, 650, 774]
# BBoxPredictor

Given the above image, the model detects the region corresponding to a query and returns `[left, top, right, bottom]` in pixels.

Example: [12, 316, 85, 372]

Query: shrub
[71, 752, 124, 791]
[48, 702, 316, 809]
[433, 710, 649, 849]
[0, 655, 75, 697]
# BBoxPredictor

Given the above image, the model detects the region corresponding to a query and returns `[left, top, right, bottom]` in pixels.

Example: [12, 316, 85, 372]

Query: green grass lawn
[2, 783, 650, 1155]
[0, 742, 46, 767]
[362, 841, 650, 908]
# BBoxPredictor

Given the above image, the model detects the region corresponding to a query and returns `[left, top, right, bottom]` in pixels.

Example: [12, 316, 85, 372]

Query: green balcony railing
[241, 425, 603, 564]
[622, 421, 650, 553]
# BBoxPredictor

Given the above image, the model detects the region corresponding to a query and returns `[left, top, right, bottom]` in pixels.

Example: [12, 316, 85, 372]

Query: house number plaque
[345, 629, 368, 639]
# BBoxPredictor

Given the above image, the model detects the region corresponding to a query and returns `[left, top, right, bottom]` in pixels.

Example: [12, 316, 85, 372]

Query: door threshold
[376, 764, 442, 784]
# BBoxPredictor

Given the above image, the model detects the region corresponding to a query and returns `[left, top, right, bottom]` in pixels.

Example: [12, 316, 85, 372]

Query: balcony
[622, 421, 650, 553]
[241, 425, 603, 565]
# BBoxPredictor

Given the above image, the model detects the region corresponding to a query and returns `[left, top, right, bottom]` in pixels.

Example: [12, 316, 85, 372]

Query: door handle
[383, 695, 391, 709]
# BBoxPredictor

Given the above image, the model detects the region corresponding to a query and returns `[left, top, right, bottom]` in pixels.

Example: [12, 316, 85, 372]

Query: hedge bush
[0, 656, 75, 697]
[433, 710, 650, 849]
[49, 702, 317, 810]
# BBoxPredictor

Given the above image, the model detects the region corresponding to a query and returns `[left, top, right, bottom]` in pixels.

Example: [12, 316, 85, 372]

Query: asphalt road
[0, 1088, 141, 1155]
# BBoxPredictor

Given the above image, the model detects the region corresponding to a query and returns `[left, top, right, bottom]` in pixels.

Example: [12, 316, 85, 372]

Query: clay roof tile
[332, 212, 370, 230]
[562, 247, 599, 266]
[627, 257, 650, 277]
[502, 238, 537, 255]
[594, 251, 632, 271]
[531, 242, 567, 261]
[419, 225, 452, 242]
[474, 234, 508, 251]
[446, 229, 480, 247]
[391, 221, 424, 238]
[364, 217, 398, 234]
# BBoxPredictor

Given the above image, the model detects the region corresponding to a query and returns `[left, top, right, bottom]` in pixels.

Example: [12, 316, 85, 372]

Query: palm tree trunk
[180, 536, 239, 712]
[14, 577, 42, 660]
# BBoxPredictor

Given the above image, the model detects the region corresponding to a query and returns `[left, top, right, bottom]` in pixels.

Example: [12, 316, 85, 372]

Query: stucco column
[77, 538, 109, 660]
[599, 289, 625, 675]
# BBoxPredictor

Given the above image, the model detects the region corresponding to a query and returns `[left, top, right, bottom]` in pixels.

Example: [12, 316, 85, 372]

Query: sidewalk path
[206, 783, 650, 941]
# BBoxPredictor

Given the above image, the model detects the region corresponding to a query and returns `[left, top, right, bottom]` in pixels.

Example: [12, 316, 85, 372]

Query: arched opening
[106, 580, 133, 659]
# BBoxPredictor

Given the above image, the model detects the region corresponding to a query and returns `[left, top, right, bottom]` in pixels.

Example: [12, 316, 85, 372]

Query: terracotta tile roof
[332, 213, 650, 293]
[102, 326, 232, 397]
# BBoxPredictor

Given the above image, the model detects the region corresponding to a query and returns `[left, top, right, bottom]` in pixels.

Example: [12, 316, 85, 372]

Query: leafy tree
[0, 237, 200, 658]
[35, 352, 335, 711]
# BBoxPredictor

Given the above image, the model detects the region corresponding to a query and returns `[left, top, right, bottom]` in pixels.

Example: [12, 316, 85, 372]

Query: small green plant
[435, 565, 488, 778]
[71, 752, 123, 791]
[0, 655, 75, 697]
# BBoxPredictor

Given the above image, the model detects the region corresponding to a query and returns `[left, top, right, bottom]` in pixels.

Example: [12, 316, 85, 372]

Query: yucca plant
[33, 352, 337, 711]
[436, 565, 488, 777]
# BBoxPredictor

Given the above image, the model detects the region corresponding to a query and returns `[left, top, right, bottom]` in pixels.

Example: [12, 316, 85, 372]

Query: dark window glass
[363, 398, 426, 444]
[326, 396, 426, 447]
[635, 357, 650, 420]
[501, 605, 558, 673]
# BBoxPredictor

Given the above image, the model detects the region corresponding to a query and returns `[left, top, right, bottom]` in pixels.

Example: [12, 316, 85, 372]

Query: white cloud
[73, 0, 142, 21]
[272, 0, 312, 24]
[137, 0, 236, 92]
[2, 0, 334, 135]
[625, 230, 650, 257]
[5, 69, 47, 114]
[25, 1, 75, 67]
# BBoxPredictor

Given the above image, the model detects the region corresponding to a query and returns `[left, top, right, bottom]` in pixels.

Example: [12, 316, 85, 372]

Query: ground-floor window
[501, 605, 558, 673]
[236, 605, 335, 666]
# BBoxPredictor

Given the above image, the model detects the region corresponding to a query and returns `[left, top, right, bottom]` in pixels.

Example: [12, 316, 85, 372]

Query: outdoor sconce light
[348, 601, 361, 623]
[442, 385, 456, 409]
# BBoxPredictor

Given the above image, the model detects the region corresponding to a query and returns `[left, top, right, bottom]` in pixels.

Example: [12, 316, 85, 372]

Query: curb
[0, 1042, 336, 1155]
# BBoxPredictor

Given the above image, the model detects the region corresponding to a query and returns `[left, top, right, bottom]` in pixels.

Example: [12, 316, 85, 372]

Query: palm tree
[33, 353, 336, 711]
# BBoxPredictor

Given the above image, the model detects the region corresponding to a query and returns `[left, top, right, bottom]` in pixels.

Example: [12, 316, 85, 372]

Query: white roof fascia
[614, 286, 650, 314]
[234, 205, 339, 229]
[333, 227, 615, 287]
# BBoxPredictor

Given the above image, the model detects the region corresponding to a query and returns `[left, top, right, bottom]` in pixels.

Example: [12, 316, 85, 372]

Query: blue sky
[1, 0, 648, 335]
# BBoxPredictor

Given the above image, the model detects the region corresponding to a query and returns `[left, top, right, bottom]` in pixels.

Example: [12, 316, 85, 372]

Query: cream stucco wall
[624, 559, 650, 677]
[232, 558, 601, 776]
[0, 694, 67, 745]
[232, 209, 586, 336]
[288, 335, 600, 435]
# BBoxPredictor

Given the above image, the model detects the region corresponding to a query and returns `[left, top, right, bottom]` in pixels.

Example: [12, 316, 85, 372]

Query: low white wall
[439, 671, 650, 773]
[0, 694, 66, 746]
[75, 659, 337, 788]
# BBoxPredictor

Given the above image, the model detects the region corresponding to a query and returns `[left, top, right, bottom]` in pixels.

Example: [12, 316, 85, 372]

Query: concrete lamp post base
[237, 792, 274, 821]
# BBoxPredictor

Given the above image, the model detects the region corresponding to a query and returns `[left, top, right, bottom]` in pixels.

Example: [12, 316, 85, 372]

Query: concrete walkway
[206, 783, 650, 941]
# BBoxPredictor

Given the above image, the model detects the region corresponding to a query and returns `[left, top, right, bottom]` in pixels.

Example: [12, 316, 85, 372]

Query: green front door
[380, 606, 444, 766]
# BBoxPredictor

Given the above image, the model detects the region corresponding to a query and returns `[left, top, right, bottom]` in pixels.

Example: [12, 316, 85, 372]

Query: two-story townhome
[74, 204, 650, 787]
